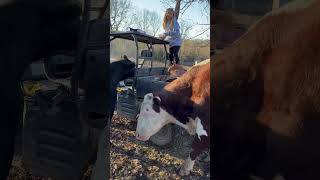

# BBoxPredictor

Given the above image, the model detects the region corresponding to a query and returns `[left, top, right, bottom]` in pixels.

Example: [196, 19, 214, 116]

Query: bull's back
[262, 10, 320, 115]
[259, 5, 320, 177]
[191, 63, 210, 104]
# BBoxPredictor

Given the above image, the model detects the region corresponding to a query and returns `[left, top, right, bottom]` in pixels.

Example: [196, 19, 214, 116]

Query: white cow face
[135, 93, 174, 141]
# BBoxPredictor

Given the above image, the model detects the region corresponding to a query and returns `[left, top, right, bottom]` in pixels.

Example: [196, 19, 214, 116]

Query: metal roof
[110, 31, 170, 45]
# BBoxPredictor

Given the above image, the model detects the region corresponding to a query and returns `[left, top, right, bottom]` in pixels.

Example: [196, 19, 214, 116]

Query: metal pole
[150, 42, 153, 76]
[151, 42, 153, 68]
[71, 0, 91, 99]
[164, 44, 168, 69]
[131, 34, 139, 101]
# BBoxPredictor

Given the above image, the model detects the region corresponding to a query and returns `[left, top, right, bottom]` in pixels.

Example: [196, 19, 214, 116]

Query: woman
[159, 8, 182, 65]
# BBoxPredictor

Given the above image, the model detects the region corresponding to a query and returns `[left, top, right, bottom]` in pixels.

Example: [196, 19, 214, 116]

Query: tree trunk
[175, 0, 181, 19]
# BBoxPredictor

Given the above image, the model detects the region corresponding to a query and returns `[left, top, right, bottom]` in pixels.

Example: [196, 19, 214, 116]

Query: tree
[161, 0, 210, 40]
[141, 9, 151, 33]
[133, 9, 161, 36]
[161, 0, 210, 19]
[148, 11, 162, 36]
[110, 0, 132, 31]
[180, 19, 193, 39]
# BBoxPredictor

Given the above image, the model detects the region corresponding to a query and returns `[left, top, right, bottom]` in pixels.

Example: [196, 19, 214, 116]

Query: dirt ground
[8, 113, 210, 180]
[8, 153, 94, 180]
[110, 114, 210, 180]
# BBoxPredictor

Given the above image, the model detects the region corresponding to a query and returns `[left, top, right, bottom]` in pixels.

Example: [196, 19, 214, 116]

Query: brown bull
[213, 0, 320, 179]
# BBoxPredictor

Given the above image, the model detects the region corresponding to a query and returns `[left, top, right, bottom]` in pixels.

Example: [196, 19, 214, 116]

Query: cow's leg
[0, 84, 23, 178]
[90, 125, 109, 180]
[179, 136, 209, 176]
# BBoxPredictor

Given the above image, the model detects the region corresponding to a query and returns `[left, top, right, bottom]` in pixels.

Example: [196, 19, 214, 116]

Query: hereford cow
[135, 62, 210, 176]
[0, 0, 81, 178]
[213, 0, 320, 179]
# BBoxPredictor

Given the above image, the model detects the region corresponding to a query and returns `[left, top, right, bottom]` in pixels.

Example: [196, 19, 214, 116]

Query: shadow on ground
[110, 114, 210, 180]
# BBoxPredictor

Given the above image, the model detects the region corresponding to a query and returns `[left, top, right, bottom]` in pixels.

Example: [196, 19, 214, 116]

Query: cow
[135, 62, 210, 176]
[213, 0, 320, 179]
[109, 55, 135, 120]
[0, 0, 81, 178]
[168, 63, 187, 78]
[194, 58, 210, 66]
[90, 56, 135, 180]
[167, 59, 210, 78]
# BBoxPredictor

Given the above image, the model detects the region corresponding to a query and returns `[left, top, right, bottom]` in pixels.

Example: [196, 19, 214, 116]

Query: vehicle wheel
[150, 124, 173, 146]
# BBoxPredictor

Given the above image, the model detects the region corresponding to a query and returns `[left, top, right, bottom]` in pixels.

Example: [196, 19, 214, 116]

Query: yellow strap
[22, 82, 41, 96]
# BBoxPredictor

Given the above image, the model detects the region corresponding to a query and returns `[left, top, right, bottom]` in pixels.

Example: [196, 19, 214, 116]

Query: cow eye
[146, 108, 149, 111]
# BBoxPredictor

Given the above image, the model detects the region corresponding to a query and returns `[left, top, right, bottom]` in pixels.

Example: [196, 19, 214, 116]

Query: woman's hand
[159, 33, 166, 40]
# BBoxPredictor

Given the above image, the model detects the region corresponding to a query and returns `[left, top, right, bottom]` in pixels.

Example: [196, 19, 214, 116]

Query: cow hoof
[179, 166, 191, 176]
[179, 156, 195, 176]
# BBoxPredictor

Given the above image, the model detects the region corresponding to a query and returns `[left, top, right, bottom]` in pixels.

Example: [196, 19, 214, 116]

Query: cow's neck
[158, 108, 193, 133]
[156, 90, 193, 125]
[213, 5, 299, 99]
[172, 119, 187, 128]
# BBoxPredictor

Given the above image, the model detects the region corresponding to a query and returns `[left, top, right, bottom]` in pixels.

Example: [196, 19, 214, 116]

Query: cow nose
[135, 132, 140, 139]
[136, 132, 147, 141]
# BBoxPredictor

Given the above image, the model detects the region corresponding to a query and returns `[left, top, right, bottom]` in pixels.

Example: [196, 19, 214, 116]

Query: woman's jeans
[169, 46, 180, 65]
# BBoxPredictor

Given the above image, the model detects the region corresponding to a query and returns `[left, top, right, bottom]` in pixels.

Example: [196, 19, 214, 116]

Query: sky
[130, 0, 210, 40]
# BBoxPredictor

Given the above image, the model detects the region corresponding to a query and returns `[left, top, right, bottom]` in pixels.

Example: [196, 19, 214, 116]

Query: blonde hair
[162, 8, 174, 30]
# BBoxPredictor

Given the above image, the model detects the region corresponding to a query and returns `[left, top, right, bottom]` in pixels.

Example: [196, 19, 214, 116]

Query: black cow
[0, 0, 81, 178]
[109, 55, 135, 120]
[90, 56, 135, 180]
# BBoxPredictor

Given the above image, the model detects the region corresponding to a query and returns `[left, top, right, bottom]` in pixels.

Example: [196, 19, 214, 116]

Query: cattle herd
[2, 0, 320, 179]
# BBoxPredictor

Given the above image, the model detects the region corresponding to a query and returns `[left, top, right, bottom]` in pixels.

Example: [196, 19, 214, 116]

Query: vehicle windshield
[110, 31, 169, 70]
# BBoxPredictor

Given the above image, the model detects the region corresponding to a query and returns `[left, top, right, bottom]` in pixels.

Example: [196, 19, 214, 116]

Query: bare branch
[186, 27, 209, 40]
[180, 19, 194, 39]
[160, 0, 175, 7]
[129, 8, 161, 36]
[110, 0, 132, 31]
[180, 0, 196, 10]
[195, 23, 210, 25]
[180, 1, 193, 16]
[160, 0, 209, 19]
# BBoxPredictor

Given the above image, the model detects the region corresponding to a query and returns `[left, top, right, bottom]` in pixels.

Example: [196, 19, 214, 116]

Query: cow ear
[154, 96, 161, 103]
[144, 93, 154, 102]
[152, 96, 161, 113]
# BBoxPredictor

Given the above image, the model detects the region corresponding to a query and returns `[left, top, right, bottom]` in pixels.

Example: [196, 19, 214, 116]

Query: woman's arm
[164, 20, 181, 38]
